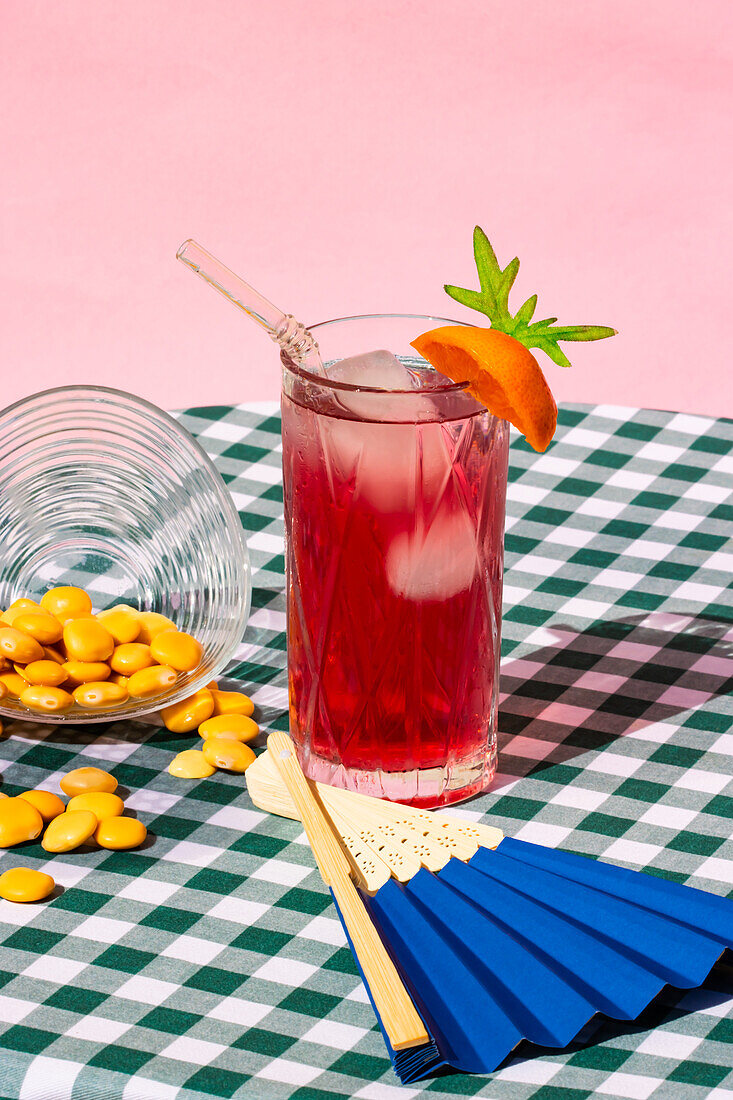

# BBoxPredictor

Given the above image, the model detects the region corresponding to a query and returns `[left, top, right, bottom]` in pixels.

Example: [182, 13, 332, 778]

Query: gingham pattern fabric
[0, 401, 731, 1100]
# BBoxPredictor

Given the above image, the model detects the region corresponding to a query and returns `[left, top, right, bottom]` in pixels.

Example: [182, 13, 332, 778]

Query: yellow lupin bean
[160, 689, 215, 733]
[42, 810, 97, 852]
[20, 685, 74, 713]
[1, 599, 41, 626]
[94, 817, 147, 850]
[8, 598, 41, 611]
[18, 660, 67, 687]
[128, 664, 177, 698]
[18, 790, 66, 822]
[66, 791, 124, 821]
[0, 867, 55, 903]
[60, 767, 118, 797]
[40, 586, 92, 621]
[210, 690, 255, 718]
[12, 612, 63, 645]
[73, 681, 129, 709]
[136, 612, 176, 645]
[0, 797, 44, 847]
[199, 714, 259, 743]
[62, 660, 111, 686]
[42, 646, 66, 665]
[150, 630, 203, 672]
[63, 619, 114, 663]
[202, 738, 256, 773]
[96, 606, 141, 644]
[168, 749, 216, 778]
[0, 672, 29, 698]
[109, 643, 154, 675]
[59, 611, 96, 626]
[0, 627, 44, 665]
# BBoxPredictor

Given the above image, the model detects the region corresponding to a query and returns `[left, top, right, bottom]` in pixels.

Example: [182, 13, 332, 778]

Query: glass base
[297, 747, 496, 809]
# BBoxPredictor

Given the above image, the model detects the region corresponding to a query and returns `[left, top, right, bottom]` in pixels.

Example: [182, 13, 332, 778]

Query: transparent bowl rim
[0, 383, 251, 724]
[0, 382, 244, 535]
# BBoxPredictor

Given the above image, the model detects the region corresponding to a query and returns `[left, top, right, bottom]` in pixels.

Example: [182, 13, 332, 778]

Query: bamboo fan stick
[266, 732, 351, 883]
[267, 732, 429, 1051]
[244, 750, 395, 891]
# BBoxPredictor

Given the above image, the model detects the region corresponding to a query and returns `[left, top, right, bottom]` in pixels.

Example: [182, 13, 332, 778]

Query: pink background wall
[2, 1, 732, 415]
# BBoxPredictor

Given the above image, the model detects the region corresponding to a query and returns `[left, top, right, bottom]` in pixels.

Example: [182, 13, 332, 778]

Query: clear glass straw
[177, 239, 325, 375]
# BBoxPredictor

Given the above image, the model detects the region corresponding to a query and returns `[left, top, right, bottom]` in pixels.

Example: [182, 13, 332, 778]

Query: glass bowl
[0, 385, 251, 724]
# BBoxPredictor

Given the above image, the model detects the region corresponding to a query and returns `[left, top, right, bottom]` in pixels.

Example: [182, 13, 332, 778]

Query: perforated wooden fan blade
[246, 747, 503, 891]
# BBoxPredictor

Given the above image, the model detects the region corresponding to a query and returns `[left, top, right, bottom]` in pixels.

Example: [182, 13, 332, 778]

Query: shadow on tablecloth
[496, 611, 733, 783]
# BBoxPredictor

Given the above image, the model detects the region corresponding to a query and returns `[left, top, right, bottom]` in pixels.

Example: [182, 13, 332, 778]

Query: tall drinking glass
[281, 315, 509, 807]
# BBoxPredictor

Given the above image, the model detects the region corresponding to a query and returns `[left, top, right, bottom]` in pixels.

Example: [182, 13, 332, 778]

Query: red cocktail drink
[282, 316, 509, 807]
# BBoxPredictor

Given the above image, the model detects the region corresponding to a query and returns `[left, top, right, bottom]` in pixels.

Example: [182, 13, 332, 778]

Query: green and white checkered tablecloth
[1, 401, 732, 1100]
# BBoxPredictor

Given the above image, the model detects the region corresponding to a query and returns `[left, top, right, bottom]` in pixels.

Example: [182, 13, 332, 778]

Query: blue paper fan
[360, 839, 733, 1081]
[249, 743, 733, 1084]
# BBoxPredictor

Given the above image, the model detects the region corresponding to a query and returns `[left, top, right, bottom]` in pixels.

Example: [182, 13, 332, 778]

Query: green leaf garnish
[444, 226, 616, 368]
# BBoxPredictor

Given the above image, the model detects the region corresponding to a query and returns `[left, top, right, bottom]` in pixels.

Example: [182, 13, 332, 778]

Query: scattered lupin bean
[95, 817, 147, 850]
[0, 867, 55, 903]
[0, 767, 149, 902]
[0, 798, 44, 847]
[168, 749, 216, 778]
[199, 713, 259, 743]
[210, 690, 255, 717]
[66, 792, 125, 821]
[60, 767, 118, 797]
[0, 592, 261, 901]
[17, 790, 65, 823]
[163, 685, 259, 779]
[202, 738, 256, 774]
[42, 810, 97, 853]
[161, 689, 215, 733]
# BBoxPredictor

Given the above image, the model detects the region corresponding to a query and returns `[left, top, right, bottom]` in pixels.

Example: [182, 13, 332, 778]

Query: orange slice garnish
[411, 325, 558, 452]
